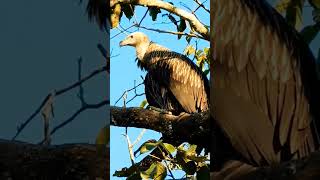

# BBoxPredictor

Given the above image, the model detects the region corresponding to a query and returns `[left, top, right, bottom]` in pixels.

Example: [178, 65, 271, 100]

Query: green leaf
[203, 47, 210, 55]
[139, 142, 158, 154]
[196, 50, 203, 56]
[186, 145, 197, 155]
[113, 164, 139, 177]
[196, 165, 210, 180]
[140, 99, 148, 108]
[187, 155, 208, 163]
[140, 162, 167, 180]
[285, 0, 305, 30]
[176, 150, 197, 175]
[300, 24, 320, 44]
[161, 143, 176, 154]
[168, 14, 178, 25]
[177, 18, 187, 39]
[122, 4, 135, 20]
[184, 45, 196, 56]
[186, 35, 192, 43]
[149, 7, 161, 21]
[127, 173, 142, 180]
[275, 0, 291, 13]
[203, 69, 210, 75]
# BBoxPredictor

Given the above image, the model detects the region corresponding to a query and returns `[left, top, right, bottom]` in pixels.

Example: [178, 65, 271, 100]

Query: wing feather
[212, 0, 318, 165]
[143, 44, 209, 114]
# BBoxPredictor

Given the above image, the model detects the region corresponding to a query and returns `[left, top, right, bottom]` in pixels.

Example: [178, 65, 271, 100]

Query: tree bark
[110, 0, 210, 40]
[211, 151, 320, 180]
[0, 139, 108, 180]
[111, 106, 210, 146]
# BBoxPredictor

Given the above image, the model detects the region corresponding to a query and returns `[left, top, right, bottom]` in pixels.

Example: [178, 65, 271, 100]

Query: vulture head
[119, 32, 151, 61]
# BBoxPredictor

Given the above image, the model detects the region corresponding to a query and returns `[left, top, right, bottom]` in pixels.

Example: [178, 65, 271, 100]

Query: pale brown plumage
[120, 32, 209, 115]
[211, 0, 320, 168]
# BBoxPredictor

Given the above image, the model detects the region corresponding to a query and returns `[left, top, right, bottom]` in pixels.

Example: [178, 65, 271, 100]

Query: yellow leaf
[111, 4, 121, 28]
[184, 45, 195, 56]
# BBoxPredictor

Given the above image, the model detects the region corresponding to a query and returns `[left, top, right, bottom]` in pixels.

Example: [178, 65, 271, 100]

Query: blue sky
[110, 1, 210, 179]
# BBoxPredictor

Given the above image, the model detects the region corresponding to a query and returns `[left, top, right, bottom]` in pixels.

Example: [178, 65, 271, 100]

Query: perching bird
[119, 32, 210, 115]
[211, 0, 320, 172]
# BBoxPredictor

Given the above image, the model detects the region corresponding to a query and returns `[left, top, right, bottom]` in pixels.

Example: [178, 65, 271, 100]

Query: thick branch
[110, 0, 209, 40]
[212, 151, 320, 179]
[0, 139, 108, 179]
[111, 106, 209, 145]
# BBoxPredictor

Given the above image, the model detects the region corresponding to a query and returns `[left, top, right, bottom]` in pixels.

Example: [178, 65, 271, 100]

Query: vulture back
[212, 0, 320, 166]
[140, 43, 210, 114]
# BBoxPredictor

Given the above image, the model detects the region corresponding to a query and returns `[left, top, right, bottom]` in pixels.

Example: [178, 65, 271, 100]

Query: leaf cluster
[114, 140, 209, 179]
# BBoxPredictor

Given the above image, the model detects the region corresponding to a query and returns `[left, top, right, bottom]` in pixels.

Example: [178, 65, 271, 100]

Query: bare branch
[43, 99, 109, 142]
[12, 65, 107, 140]
[138, 9, 149, 27]
[193, 0, 210, 14]
[124, 133, 135, 165]
[114, 81, 144, 105]
[132, 129, 147, 147]
[110, 0, 209, 40]
[111, 24, 136, 39]
[136, 25, 205, 40]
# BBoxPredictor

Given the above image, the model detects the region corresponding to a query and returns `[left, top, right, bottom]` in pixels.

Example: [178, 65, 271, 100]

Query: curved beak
[119, 40, 126, 47]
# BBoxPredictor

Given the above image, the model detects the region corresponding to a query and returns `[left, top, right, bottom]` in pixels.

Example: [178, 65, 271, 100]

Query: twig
[130, 4, 139, 25]
[111, 24, 136, 39]
[124, 132, 135, 165]
[126, 80, 145, 104]
[126, 93, 145, 105]
[193, 0, 210, 13]
[114, 81, 144, 105]
[164, 157, 175, 179]
[136, 25, 206, 40]
[77, 58, 87, 106]
[138, 9, 149, 27]
[38, 99, 109, 144]
[132, 129, 147, 147]
[12, 65, 107, 140]
[111, 0, 209, 39]
[148, 154, 163, 161]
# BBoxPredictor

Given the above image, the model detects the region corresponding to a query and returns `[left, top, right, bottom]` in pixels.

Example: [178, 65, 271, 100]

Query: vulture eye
[130, 35, 133, 38]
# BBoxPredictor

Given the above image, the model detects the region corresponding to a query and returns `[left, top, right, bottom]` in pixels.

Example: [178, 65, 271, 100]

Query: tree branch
[136, 25, 205, 40]
[12, 65, 107, 141]
[110, 0, 209, 40]
[211, 151, 320, 179]
[110, 106, 210, 146]
[0, 139, 108, 179]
